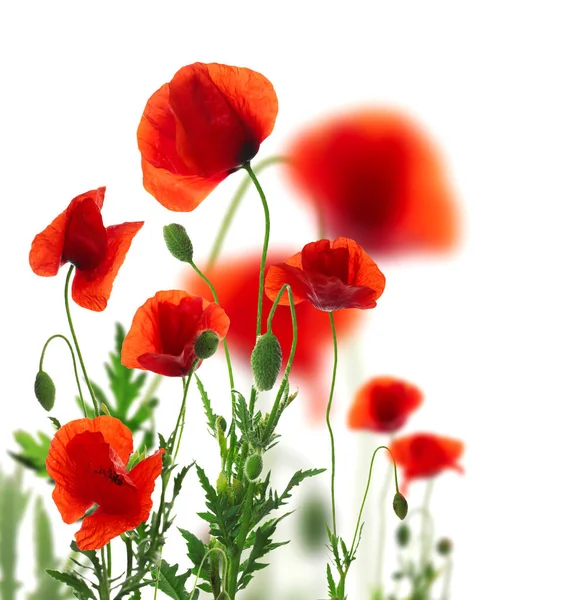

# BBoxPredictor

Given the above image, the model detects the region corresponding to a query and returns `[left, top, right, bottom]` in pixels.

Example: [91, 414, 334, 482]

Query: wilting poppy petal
[348, 377, 423, 433]
[286, 109, 458, 254]
[183, 253, 361, 418]
[390, 433, 464, 490]
[46, 416, 164, 550]
[266, 238, 386, 312]
[121, 290, 230, 377]
[137, 62, 278, 211]
[29, 187, 143, 311]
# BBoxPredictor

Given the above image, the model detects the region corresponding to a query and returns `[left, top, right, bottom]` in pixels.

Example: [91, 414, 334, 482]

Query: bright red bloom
[286, 109, 458, 255]
[265, 238, 385, 312]
[121, 290, 230, 377]
[29, 187, 143, 312]
[137, 62, 278, 212]
[184, 253, 361, 417]
[348, 377, 422, 433]
[45, 416, 164, 551]
[391, 433, 464, 488]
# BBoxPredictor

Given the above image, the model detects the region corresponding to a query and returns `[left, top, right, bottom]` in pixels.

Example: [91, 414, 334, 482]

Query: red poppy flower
[121, 290, 230, 377]
[184, 253, 361, 418]
[390, 433, 464, 489]
[348, 377, 423, 433]
[265, 238, 385, 312]
[286, 109, 458, 255]
[29, 187, 143, 312]
[137, 62, 278, 212]
[45, 416, 164, 551]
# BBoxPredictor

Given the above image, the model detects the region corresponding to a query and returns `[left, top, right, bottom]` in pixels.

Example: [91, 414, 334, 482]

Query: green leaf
[179, 529, 208, 576]
[152, 560, 192, 600]
[45, 571, 95, 600]
[9, 431, 51, 477]
[195, 375, 216, 436]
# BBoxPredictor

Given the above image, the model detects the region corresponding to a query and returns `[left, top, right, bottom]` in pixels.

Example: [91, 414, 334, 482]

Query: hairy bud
[393, 492, 408, 520]
[195, 330, 220, 359]
[163, 223, 193, 263]
[245, 453, 264, 481]
[34, 370, 55, 411]
[251, 332, 282, 391]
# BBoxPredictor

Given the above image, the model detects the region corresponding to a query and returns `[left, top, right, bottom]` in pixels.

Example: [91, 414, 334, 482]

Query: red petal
[72, 221, 143, 311]
[62, 197, 107, 270]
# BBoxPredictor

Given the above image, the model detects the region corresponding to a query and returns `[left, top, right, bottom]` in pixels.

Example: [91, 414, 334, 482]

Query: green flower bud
[245, 453, 263, 481]
[251, 332, 282, 391]
[393, 492, 408, 520]
[396, 523, 411, 547]
[195, 330, 220, 359]
[216, 415, 227, 433]
[231, 478, 244, 504]
[436, 537, 453, 556]
[163, 223, 194, 263]
[34, 370, 55, 411]
[216, 472, 229, 495]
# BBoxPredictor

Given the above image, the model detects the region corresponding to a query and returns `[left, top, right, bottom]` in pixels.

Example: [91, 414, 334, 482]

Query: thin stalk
[99, 548, 110, 600]
[421, 479, 435, 568]
[39, 333, 87, 416]
[64, 266, 99, 416]
[376, 434, 394, 592]
[326, 312, 339, 535]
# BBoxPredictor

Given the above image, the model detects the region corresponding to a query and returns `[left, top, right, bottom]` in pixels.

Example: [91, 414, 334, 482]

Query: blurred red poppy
[265, 238, 385, 312]
[390, 433, 464, 488]
[29, 187, 143, 311]
[286, 109, 457, 255]
[45, 416, 164, 550]
[348, 377, 422, 433]
[184, 253, 360, 417]
[121, 290, 230, 377]
[137, 62, 278, 212]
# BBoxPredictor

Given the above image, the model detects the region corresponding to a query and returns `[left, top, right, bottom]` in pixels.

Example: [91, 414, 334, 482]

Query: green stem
[190, 260, 235, 391]
[440, 558, 453, 600]
[125, 537, 133, 579]
[376, 434, 394, 592]
[39, 333, 87, 417]
[228, 481, 255, 598]
[326, 312, 339, 535]
[99, 547, 110, 600]
[421, 479, 435, 568]
[106, 542, 112, 579]
[206, 156, 286, 271]
[64, 266, 99, 416]
[173, 371, 194, 461]
[189, 547, 229, 600]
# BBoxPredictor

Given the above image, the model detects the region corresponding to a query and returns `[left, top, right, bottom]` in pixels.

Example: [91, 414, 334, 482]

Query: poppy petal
[75, 507, 140, 551]
[72, 221, 143, 311]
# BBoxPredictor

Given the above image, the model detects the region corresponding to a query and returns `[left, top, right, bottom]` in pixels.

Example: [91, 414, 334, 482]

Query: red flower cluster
[121, 290, 230, 377]
[138, 62, 278, 212]
[286, 109, 457, 255]
[46, 416, 164, 550]
[29, 187, 143, 311]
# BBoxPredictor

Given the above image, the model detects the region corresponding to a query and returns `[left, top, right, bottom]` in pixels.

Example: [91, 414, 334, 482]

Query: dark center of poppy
[62, 198, 108, 271]
[156, 296, 204, 356]
[93, 466, 124, 486]
[371, 390, 403, 428]
[301, 243, 350, 284]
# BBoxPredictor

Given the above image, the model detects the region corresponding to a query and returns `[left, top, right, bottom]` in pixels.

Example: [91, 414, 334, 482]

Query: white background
[1, 2, 568, 599]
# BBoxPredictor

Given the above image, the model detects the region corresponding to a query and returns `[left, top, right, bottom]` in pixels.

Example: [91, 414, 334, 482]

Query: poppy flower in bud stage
[121, 290, 230, 377]
[348, 377, 423, 433]
[286, 109, 458, 255]
[265, 238, 385, 312]
[137, 62, 278, 212]
[45, 416, 164, 551]
[29, 187, 143, 311]
[184, 253, 360, 418]
[390, 433, 464, 490]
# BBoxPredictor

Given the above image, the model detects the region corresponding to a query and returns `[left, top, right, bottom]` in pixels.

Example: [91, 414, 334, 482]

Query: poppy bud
[163, 223, 194, 263]
[251, 332, 282, 391]
[216, 415, 227, 433]
[393, 492, 408, 520]
[231, 478, 244, 504]
[245, 453, 263, 481]
[396, 523, 411, 547]
[216, 472, 229, 496]
[194, 330, 220, 359]
[34, 370, 55, 411]
[436, 537, 453, 556]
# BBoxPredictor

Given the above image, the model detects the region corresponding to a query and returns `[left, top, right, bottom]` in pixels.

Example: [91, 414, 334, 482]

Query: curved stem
[376, 434, 394, 592]
[189, 260, 235, 391]
[326, 311, 339, 535]
[39, 333, 87, 417]
[189, 547, 228, 600]
[173, 372, 194, 461]
[206, 156, 287, 271]
[64, 266, 99, 416]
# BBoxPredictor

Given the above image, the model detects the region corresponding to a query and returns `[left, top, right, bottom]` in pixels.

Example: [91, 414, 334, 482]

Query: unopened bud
[245, 453, 263, 481]
[34, 370, 55, 411]
[396, 523, 411, 547]
[216, 472, 229, 495]
[437, 537, 453, 556]
[195, 330, 220, 359]
[231, 478, 244, 504]
[163, 223, 193, 263]
[216, 415, 227, 433]
[251, 332, 282, 391]
[393, 492, 408, 520]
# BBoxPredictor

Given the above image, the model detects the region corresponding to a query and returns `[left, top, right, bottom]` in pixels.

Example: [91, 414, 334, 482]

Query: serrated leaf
[195, 375, 216, 436]
[179, 529, 208, 575]
[10, 431, 51, 477]
[152, 560, 192, 600]
[45, 571, 95, 600]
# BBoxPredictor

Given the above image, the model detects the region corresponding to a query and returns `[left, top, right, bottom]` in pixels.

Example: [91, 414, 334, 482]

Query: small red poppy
[184, 253, 361, 417]
[348, 377, 423, 433]
[390, 433, 464, 488]
[121, 290, 230, 377]
[137, 62, 278, 212]
[29, 187, 143, 312]
[265, 238, 386, 312]
[45, 416, 164, 551]
[286, 109, 457, 255]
